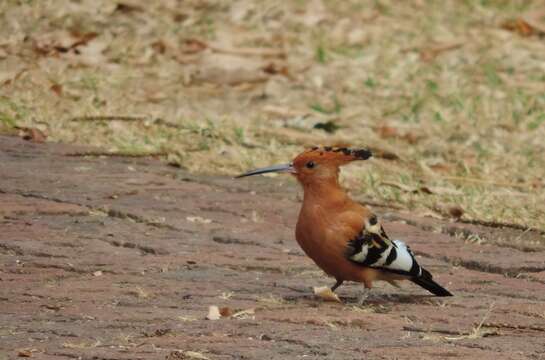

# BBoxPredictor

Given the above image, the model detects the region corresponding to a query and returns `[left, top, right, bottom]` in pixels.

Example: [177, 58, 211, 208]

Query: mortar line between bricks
[386, 214, 545, 250]
[450, 342, 508, 353]
[414, 249, 545, 283]
[1, 188, 294, 258]
[43, 351, 81, 359]
[386, 212, 545, 237]
[0, 188, 193, 234]
[0, 188, 306, 263]
[446, 258, 545, 276]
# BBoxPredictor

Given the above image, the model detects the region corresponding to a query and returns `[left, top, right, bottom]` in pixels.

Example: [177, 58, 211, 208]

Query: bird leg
[356, 289, 369, 306]
[330, 279, 344, 292]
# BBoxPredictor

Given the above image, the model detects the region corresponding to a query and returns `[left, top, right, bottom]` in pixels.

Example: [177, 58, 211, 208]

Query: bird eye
[306, 161, 315, 169]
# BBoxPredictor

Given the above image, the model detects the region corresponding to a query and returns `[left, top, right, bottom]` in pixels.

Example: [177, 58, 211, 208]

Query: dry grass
[1, 0, 545, 233]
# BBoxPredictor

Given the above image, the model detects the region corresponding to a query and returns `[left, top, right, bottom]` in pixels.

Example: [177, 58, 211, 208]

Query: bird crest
[291, 146, 372, 169]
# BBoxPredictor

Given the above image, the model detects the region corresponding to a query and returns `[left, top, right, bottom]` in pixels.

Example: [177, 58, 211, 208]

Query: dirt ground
[1, 135, 545, 360]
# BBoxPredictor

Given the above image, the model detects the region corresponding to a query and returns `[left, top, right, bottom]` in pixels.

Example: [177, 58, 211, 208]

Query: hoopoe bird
[237, 146, 452, 299]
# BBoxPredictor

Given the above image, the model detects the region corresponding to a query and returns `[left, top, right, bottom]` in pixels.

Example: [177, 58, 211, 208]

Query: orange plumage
[237, 146, 452, 299]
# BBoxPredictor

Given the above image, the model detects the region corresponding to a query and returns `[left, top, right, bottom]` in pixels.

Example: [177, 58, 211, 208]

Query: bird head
[236, 146, 372, 185]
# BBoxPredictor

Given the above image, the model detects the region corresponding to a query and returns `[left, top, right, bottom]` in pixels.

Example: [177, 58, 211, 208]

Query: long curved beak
[235, 163, 295, 178]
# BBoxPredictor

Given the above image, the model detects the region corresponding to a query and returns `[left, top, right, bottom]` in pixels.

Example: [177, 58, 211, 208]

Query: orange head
[236, 146, 372, 186]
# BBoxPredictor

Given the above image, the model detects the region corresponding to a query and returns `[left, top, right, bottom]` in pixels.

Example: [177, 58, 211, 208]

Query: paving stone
[0, 135, 544, 359]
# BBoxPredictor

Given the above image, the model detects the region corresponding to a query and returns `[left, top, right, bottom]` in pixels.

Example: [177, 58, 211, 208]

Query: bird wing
[345, 214, 422, 277]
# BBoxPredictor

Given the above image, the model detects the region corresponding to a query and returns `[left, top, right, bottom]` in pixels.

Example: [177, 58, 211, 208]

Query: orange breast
[295, 204, 380, 286]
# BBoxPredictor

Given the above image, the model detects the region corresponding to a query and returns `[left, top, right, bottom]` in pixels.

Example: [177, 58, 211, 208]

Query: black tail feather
[411, 268, 453, 297]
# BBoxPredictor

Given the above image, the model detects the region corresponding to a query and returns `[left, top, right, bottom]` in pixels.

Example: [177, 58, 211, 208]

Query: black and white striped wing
[345, 215, 422, 277]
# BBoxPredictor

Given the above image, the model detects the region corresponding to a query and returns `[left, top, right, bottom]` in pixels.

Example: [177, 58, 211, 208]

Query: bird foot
[356, 292, 368, 306]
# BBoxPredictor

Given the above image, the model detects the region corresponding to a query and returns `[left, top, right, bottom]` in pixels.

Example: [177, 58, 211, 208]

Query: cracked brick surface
[1, 135, 544, 360]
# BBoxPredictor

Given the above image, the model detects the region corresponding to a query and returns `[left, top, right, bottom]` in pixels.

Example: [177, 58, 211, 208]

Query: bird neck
[301, 177, 350, 208]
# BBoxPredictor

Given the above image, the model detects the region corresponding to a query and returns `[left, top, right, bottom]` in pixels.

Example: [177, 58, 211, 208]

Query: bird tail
[411, 268, 453, 297]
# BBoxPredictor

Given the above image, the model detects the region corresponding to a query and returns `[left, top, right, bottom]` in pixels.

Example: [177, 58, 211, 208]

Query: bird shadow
[280, 290, 444, 307]
[340, 293, 443, 306]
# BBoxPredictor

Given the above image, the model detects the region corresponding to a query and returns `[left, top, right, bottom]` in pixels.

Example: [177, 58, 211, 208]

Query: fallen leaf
[151, 40, 167, 54]
[522, 8, 545, 34]
[166, 351, 210, 360]
[381, 181, 421, 193]
[314, 121, 340, 133]
[165, 351, 184, 360]
[209, 45, 286, 58]
[18, 350, 32, 357]
[262, 62, 289, 76]
[114, 2, 143, 13]
[186, 216, 212, 224]
[313, 286, 341, 302]
[501, 18, 536, 36]
[181, 39, 208, 54]
[219, 306, 233, 317]
[401, 132, 422, 144]
[184, 351, 211, 360]
[69, 31, 99, 49]
[206, 305, 221, 320]
[50, 83, 63, 96]
[231, 308, 255, 319]
[368, 147, 400, 160]
[32, 31, 98, 56]
[419, 42, 463, 62]
[433, 203, 464, 220]
[16, 127, 47, 143]
[144, 328, 171, 337]
[425, 186, 463, 196]
[531, 178, 544, 189]
[131, 286, 149, 299]
[415, 186, 434, 194]
[375, 125, 423, 144]
[376, 125, 398, 139]
[0, 70, 14, 86]
[429, 163, 452, 173]
[446, 205, 464, 219]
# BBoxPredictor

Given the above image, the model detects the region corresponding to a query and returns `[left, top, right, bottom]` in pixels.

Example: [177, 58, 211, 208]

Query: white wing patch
[390, 240, 421, 276]
[350, 245, 368, 262]
[369, 246, 394, 267]
[346, 216, 422, 278]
